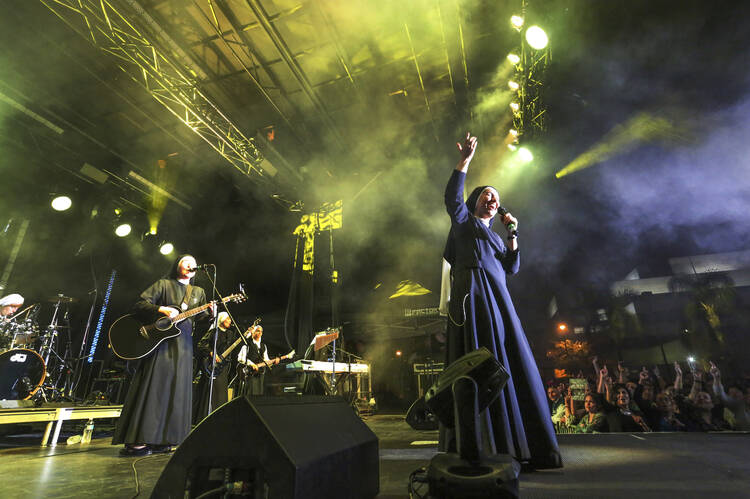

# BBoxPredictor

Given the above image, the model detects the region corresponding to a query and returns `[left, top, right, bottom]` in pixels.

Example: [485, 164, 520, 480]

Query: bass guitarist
[194, 311, 233, 422]
[237, 324, 277, 396]
[113, 254, 213, 457]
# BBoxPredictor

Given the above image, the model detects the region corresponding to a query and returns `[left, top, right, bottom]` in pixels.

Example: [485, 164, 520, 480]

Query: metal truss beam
[40, 0, 269, 179]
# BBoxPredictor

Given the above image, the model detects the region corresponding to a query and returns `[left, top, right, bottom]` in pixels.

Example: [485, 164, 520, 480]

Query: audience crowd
[547, 359, 750, 433]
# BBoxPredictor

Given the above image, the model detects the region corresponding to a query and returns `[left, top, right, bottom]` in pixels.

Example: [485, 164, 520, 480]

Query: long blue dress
[441, 170, 562, 468]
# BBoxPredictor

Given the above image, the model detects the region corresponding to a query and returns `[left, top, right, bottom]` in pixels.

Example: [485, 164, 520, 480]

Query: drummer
[0, 294, 24, 319]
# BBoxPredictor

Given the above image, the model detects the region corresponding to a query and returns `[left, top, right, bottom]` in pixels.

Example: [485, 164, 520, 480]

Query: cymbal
[47, 295, 78, 303]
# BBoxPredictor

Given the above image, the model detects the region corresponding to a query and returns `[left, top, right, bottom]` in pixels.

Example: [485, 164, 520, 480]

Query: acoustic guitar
[108, 292, 246, 360]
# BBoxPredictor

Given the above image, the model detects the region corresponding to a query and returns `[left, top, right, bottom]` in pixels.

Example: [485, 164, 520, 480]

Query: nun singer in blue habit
[441, 133, 562, 469]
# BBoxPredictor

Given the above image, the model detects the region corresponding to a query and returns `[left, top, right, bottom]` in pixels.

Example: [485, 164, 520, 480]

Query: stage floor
[0, 414, 748, 498]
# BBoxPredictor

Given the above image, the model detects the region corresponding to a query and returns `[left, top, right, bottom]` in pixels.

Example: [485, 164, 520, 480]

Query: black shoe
[119, 445, 151, 457]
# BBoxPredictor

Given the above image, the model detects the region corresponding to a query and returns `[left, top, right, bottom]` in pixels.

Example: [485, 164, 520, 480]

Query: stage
[0, 413, 748, 498]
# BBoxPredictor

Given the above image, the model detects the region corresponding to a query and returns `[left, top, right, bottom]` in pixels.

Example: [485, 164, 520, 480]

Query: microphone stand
[203, 265, 220, 418]
[71, 290, 98, 398]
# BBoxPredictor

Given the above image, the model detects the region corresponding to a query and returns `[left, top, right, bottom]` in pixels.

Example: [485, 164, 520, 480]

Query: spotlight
[509, 128, 519, 137]
[159, 242, 174, 255]
[509, 102, 520, 112]
[518, 147, 534, 163]
[51, 195, 72, 211]
[395, 350, 402, 357]
[557, 322, 568, 333]
[507, 80, 519, 91]
[507, 144, 517, 151]
[510, 15, 524, 30]
[115, 223, 132, 237]
[506, 53, 520, 65]
[525, 26, 549, 50]
[687, 356, 695, 363]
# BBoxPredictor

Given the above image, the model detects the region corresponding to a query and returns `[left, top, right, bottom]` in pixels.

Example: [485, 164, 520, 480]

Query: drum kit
[0, 294, 78, 402]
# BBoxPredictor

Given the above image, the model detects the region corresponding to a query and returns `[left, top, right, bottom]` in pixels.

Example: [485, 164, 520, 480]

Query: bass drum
[0, 349, 46, 400]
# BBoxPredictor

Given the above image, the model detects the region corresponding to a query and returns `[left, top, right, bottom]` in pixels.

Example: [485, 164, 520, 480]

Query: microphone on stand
[497, 205, 518, 238]
[187, 264, 213, 272]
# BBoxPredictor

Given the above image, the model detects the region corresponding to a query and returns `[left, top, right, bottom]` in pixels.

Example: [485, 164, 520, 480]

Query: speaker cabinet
[151, 396, 379, 499]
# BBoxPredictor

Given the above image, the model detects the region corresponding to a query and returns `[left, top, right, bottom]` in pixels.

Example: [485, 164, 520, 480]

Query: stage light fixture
[115, 223, 132, 237]
[509, 128, 519, 137]
[508, 80, 519, 91]
[510, 15, 524, 30]
[395, 350, 402, 357]
[557, 322, 568, 332]
[509, 102, 520, 112]
[51, 195, 72, 211]
[518, 147, 534, 163]
[508, 144, 517, 151]
[525, 26, 549, 50]
[159, 242, 174, 255]
[506, 53, 520, 65]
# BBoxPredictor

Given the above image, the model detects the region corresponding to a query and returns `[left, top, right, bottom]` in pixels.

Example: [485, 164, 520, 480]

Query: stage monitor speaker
[151, 396, 379, 499]
[424, 347, 509, 428]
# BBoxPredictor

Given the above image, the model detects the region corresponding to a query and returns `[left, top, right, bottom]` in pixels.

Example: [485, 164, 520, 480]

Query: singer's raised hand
[456, 132, 478, 171]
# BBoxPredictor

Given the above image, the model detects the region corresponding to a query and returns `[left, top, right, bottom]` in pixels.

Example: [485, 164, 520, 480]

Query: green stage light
[508, 80, 519, 91]
[525, 26, 549, 50]
[509, 102, 520, 112]
[510, 15, 524, 30]
[506, 53, 520, 65]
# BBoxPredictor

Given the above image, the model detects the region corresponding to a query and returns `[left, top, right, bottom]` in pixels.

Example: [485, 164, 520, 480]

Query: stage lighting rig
[509, 0, 550, 152]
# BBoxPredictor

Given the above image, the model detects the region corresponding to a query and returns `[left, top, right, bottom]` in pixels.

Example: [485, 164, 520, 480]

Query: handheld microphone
[497, 205, 518, 238]
[187, 263, 213, 272]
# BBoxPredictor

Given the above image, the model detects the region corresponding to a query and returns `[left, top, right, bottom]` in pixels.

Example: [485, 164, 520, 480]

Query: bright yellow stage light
[510, 102, 520, 112]
[507, 53, 521, 65]
[510, 15, 524, 30]
[115, 224, 132, 237]
[518, 147, 534, 162]
[525, 26, 549, 50]
[159, 242, 174, 255]
[51, 196, 72, 211]
[508, 80, 520, 91]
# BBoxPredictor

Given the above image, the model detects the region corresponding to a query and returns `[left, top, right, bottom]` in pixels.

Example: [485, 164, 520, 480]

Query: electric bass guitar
[201, 317, 261, 376]
[108, 292, 246, 360]
[241, 350, 296, 377]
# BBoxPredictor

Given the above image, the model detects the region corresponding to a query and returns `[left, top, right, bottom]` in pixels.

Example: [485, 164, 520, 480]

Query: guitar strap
[181, 284, 194, 311]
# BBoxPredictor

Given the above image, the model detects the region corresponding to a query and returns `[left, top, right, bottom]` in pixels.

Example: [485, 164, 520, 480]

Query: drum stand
[35, 298, 75, 403]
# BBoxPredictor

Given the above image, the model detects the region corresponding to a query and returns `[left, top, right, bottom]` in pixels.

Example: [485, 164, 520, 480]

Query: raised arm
[673, 361, 683, 391]
[445, 133, 477, 224]
[709, 361, 734, 407]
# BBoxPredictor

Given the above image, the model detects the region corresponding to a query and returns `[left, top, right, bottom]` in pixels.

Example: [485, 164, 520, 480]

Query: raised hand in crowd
[617, 361, 629, 383]
[597, 365, 608, 393]
[639, 366, 650, 385]
[673, 361, 684, 391]
[709, 361, 721, 380]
